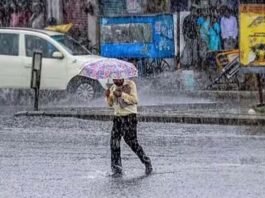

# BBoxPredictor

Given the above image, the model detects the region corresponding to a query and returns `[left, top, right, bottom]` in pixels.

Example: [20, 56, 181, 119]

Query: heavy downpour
[0, 0, 265, 198]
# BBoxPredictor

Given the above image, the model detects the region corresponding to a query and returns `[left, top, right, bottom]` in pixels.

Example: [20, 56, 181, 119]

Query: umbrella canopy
[80, 58, 138, 80]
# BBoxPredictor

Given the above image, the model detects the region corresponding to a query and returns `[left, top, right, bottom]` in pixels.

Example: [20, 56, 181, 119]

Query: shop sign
[240, 4, 265, 67]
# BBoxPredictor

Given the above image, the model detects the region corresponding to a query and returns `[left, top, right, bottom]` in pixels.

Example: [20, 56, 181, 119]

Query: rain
[0, 0, 265, 198]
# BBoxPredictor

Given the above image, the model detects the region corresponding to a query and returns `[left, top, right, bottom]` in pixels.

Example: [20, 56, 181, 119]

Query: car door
[0, 32, 28, 88]
[23, 34, 68, 90]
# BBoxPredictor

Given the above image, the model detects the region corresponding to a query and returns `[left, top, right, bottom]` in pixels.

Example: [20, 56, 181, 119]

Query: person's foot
[111, 165, 123, 177]
[111, 171, 123, 178]
[145, 163, 153, 175]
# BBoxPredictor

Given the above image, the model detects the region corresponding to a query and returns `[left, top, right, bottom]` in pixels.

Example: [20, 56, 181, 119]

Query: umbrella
[80, 58, 138, 80]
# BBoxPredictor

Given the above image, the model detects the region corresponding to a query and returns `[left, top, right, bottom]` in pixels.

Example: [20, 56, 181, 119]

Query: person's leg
[192, 38, 199, 68]
[198, 39, 208, 71]
[224, 38, 236, 50]
[231, 38, 237, 49]
[180, 38, 193, 68]
[110, 116, 122, 174]
[223, 38, 228, 50]
[123, 114, 152, 174]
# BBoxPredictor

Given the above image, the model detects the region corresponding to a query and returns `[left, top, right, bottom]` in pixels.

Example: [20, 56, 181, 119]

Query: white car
[0, 27, 108, 102]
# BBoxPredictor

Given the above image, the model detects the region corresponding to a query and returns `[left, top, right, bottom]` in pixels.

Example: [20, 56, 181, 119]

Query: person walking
[105, 79, 153, 177]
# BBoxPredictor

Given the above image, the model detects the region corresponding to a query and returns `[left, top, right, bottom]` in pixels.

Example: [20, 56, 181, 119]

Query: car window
[25, 35, 59, 58]
[0, 33, 19, 56]
[51, 35, 90, 55]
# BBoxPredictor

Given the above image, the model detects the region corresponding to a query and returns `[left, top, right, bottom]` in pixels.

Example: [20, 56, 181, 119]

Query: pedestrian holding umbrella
[81, 58, 153, 177]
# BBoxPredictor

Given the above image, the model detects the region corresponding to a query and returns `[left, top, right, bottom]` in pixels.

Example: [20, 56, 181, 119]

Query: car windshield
[51, 35, 90, 55]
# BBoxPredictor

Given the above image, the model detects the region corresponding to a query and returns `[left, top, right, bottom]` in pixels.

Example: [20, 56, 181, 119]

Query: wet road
[0, 112, 265, 198]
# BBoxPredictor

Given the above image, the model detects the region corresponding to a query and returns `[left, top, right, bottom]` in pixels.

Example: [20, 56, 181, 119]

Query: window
[0, 33, 19, 56]
[101, 23, 152, 44]
[51, 35, 90, 55]
[25, 35, 59, 58]
[99, 0, 126, 16]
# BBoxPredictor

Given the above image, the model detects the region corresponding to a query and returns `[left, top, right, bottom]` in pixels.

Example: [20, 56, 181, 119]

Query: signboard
[31, 52, 42, 111]
[100, 14, 175, 59]
[240, 4, 265, 68]
[31, 52, 42, 89]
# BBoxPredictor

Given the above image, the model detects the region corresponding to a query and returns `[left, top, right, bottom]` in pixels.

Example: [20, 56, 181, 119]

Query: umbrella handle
[106, 78, 112, 89]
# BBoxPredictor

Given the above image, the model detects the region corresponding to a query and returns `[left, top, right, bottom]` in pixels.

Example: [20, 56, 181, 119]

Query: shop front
[171, 0, 240, 70]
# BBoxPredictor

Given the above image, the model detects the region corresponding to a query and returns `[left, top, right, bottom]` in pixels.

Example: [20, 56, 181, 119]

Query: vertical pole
[34, 87, 39, 111]
[34, 69, 41, 111]
[177, 11, 180, 67]
[97, 14, 101, 54]
[256, 74, 264, 105]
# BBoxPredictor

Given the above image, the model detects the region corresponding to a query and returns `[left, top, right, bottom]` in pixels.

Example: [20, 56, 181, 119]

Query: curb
[40, 102, 224, 113]
[14, 111, 265, 126]
[157, 90, 265, 100]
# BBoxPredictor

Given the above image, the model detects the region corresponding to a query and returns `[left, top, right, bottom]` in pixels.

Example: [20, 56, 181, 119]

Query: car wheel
[69, 78, 96, 101]
[75, 82, 95, 101]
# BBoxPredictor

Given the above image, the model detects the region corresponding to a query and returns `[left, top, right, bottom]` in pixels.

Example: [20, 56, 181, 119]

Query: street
[1, 0, 265, 197]
[0, 111, 265, 198]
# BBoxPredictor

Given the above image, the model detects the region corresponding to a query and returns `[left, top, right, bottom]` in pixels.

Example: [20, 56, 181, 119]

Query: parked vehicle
[0, 28, 108, 102]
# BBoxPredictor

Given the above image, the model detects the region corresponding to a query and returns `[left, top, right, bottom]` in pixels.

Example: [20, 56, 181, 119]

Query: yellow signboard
[240, 4, 265, 66]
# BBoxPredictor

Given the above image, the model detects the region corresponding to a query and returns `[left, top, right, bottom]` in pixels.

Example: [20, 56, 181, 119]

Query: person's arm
[220, 17, 225, 39]
[182, 17, 188, 41]
[39, 14, 45, 29]
[233, 16, 238, 39]
[121, 81, 138, 105]
[106, 94, 114, 107]
[105, 87, 115, 107]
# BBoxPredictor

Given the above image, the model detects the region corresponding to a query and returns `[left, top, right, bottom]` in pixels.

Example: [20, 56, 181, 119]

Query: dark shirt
[183, 15, 198, 40]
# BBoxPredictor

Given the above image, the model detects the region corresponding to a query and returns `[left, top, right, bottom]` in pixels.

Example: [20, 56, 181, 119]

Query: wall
[173, 12, 189, 56]
[63, 0, 88, 37]
[87, 0, 99, 46]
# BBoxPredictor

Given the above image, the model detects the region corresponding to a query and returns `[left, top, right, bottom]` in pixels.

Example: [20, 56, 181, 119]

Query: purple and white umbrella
[80, 58, 138, 80]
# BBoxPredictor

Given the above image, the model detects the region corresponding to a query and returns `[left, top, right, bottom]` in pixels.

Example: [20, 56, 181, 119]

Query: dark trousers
[111, 114, 151, 172]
